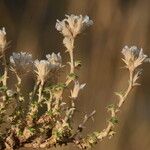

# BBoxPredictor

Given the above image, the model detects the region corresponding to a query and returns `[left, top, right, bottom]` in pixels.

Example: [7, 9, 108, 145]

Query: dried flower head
[10, 52, 33, 74]
[71, 81, 86, 99]
[34, 60, 53, 83]
[46, 52, 62, 69]
[0, 27, 6, 51]
[56, 15, 93, 38]
[122, 46, 147, 71]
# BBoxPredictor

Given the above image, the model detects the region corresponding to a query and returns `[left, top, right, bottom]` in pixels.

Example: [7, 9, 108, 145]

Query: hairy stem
[16, 73, 21, 94]
[69, 49, 74, 74]
[65, 38, 75, 86]
[2, 53, 8, 87]
[30, 81, 40, 101]
[2, 52, 8, 102]
[69, 38, 75, 74]
[47, 90, 53, 111]
[38, 81, 44, 103]
[118, 70, 133, 107]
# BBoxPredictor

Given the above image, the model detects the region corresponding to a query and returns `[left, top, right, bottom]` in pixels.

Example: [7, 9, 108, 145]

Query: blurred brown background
[0, 0, 150, 150]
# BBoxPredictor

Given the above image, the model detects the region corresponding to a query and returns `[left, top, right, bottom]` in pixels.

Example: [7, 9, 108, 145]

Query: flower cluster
[34, 60, 52, 83]
[56, 15, 93, 38]
[10, 52, 33, 74]
[56, 15, 93, 52]
[9, 51, 62, 83]
[34, 53, 62, 83]
[122, 46, 147, 71]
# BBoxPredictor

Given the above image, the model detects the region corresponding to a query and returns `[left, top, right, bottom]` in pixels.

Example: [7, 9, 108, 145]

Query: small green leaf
[75, 60, 82, 68]
[109, 117, 118, 124]
[18, 130, 23, 136]
[43, 88, 50, 93]
[28, 127, 35, 133]
[0, 86, 7, 91]
[0, 75, 4, 82]
[51, 83, 66, 91]
[31, 101, 38, 106]
[67, 73, 78, 81]
[47, 110, 53, 116]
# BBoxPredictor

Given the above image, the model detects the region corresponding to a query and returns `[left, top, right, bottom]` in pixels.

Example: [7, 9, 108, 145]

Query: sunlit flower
[10, 52, 33, 74]
[0, 27, 7, 51]
[122, 46, 147, 71]
[56, 14, 93, 38]
[71, 81, 86, 99]
[46, 52, 62, 69]
[34, 60, 52, 83]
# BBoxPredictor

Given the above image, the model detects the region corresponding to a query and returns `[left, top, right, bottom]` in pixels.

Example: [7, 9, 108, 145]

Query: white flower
[0, 27, 6, 51]
[56, 14, 93, 38]
[10, 52, 33, 74]
[10, 52, 32, 66]
[34, 60, 52, 83]
[71, 81, 86, 99]
[56, 19, 72, 37]
[46, 52, 62, 69]
[122, 46, 147, 71]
